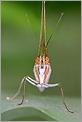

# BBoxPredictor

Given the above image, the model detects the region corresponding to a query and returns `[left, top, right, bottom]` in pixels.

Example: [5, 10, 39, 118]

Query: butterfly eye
[35, 56, 40, 64]
[45, 56, 50, 64]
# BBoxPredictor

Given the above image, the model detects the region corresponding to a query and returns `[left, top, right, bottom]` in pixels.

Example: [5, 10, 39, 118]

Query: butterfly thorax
[33, 55, 51, 86]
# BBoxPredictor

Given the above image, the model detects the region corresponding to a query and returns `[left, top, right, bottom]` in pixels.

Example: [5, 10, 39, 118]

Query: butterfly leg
[43, 83, 74, 113]
[7, 76, 38, 105]
[18, 76, 39, 105]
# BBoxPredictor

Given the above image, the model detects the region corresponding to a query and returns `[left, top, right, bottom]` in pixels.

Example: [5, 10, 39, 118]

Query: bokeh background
[1, 1, 81, 99]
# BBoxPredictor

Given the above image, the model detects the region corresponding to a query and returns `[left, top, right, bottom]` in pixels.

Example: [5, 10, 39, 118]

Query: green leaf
[1, 107, 56, 121]
[1, 92, 81, 121]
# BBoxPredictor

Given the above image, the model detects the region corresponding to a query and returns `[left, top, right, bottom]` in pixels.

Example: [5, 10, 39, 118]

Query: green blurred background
[1, 1, 81, 98]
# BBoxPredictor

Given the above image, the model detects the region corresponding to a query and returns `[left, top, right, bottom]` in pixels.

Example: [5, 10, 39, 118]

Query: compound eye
[45, 56, 50, 64]
[35, 56, 40, 64]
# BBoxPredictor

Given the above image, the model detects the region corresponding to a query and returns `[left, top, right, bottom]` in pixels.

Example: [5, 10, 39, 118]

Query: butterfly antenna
[25, 13, 36, 40]
[46, 12, 64, 47]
